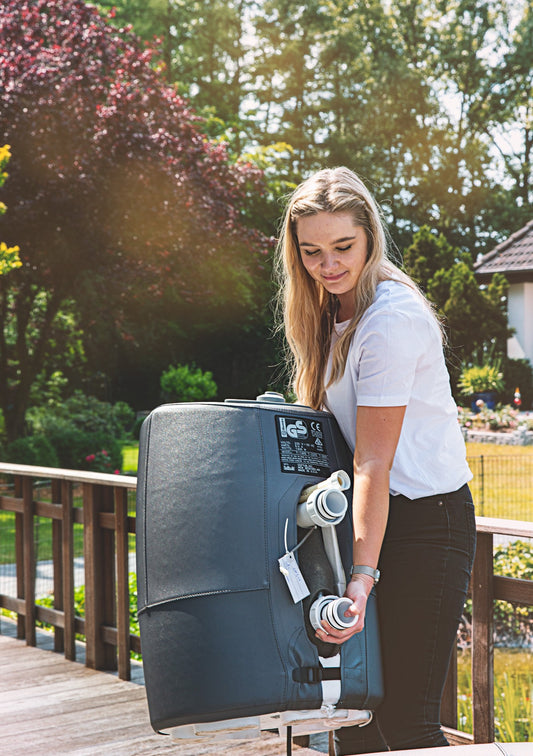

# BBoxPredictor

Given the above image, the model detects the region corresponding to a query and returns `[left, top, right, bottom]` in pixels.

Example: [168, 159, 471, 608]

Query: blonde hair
[275, 166, 437, 409]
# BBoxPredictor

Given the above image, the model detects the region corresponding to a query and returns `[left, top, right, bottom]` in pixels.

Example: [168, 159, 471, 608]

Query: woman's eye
[302, 248, 320, 256]
[336, 244, 352, 252]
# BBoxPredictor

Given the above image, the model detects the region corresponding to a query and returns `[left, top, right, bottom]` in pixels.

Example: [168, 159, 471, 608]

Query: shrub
[23, 390, 132, 470]
[132, 413, 149, 440]
[502, 358, 533, 410]
[459, 402, 523, 432]
[37, 573, 140, 659]
[83, 449, 121, 474]
[461, 540, 533, 649]
[458, 361, 505, 396]
[4, 435, 59, 467]
[493, 540, 533, 648]
[28, 390, 135, 439]
[160, 364, 217, 403]
[44, 424, 122, 471]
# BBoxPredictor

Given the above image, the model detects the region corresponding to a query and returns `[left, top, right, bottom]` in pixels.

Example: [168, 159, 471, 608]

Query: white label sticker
[278, 552, 310, 603]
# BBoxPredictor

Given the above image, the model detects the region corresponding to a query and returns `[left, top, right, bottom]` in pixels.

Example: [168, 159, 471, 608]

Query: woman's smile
[323, 271, 347, 282]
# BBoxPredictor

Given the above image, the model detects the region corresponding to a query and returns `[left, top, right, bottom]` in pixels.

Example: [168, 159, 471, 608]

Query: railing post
[471, 531, 494, 743]
[14, 476, 25, 640]
[479, 455, 484, 516]
[51, 479, 64, 653]
[61, 480, 75, 661]
[84, 482, 116, 670]
[115, 486, 131, 681]
[22, 476, 36, 646]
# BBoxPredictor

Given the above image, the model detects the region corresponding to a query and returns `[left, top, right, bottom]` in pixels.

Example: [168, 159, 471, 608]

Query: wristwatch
[350, 564, 380, 584]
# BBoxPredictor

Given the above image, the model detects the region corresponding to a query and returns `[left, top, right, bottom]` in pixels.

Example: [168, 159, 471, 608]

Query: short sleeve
[353, 308, 426, 407]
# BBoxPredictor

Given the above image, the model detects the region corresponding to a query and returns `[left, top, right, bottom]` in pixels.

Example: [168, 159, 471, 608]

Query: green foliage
[22, 389, 131, 471]
[4, 435, 59, 467]
[502, 358, 533, 410]
[495, 539, 533, 580]
[403, 227, 510, 382]
[160, 364, 217, 403]
[0, 144, 21, 276]
[36, 573, 140, 659]
[493, 540, 533, 649]
[494, 671, 533, 743]
[2, 0, 530, 421]
[28, 390, 134, 439]
[97, 0, 530, 249]
[1, 0, 269, 443]
[82, 447, 121, 474]
[463, 540, 533, 648]
[4, 425, 123, 472]
[460, 403, 522, 432]
[458, 361, 505, 395]
[48, 426, 122, 472]
[402, 226, 459, 287]
[457, 650, 533, 741]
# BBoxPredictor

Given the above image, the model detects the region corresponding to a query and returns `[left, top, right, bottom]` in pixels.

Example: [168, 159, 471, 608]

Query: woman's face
[296, 211, 368, 321]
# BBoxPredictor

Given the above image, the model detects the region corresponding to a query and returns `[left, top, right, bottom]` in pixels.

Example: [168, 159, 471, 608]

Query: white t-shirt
[324, 279, 472, 499]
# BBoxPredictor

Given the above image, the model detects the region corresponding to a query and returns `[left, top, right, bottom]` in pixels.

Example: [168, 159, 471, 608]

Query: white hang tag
[278, 551, 310, 603]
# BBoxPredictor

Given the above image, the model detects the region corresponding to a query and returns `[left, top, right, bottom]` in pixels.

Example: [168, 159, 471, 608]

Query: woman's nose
[321, 251, 339, 270]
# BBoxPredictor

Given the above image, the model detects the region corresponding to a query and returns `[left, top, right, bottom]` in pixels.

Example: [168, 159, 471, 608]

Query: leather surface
[136, 400, 385, 731]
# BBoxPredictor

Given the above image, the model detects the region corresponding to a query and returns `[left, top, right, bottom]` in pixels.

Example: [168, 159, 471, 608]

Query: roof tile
[474, 220, 533, 275]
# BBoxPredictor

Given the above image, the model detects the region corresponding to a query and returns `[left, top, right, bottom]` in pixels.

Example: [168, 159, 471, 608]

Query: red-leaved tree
[0, 0, 269, 441]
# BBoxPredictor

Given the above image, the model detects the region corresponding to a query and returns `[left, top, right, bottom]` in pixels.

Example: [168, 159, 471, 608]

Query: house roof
[474, 219, 533, 283]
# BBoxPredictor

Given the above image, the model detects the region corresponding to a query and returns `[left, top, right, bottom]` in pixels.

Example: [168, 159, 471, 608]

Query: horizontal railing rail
[0, 462, 532, 744]
[0, 463, 137, 681]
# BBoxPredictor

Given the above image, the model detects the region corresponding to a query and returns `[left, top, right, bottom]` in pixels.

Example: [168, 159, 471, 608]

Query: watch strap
[350, 564, 380, 584]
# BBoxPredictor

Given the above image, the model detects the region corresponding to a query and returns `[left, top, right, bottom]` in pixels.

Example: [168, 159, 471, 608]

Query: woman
[275, 167, 476, 753]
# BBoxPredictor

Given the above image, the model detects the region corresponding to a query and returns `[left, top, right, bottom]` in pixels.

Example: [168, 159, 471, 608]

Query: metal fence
[467, 455, 533, 521]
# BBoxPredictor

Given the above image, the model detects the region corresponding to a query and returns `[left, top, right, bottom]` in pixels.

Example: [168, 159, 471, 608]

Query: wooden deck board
[0, 634, 323, 755]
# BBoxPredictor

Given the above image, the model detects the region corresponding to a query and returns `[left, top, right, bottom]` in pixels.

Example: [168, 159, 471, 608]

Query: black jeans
[335, 484, 476, 753]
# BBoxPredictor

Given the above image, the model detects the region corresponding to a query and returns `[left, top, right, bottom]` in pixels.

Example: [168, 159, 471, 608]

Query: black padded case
[136, 396, 384, 732]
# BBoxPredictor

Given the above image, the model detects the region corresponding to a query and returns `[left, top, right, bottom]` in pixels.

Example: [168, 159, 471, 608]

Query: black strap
[292, 666, 342, 684]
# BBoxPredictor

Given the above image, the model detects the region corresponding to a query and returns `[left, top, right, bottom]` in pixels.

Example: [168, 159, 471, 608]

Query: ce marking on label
[310, 421, 321, 432]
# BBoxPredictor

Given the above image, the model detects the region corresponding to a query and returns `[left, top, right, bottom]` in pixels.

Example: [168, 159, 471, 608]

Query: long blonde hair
[275, 166, 436, 409]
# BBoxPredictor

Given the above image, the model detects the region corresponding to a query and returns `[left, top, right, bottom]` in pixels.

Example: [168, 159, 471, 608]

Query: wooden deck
[0, 633, 324, 755]
[2, 635, 532, 756]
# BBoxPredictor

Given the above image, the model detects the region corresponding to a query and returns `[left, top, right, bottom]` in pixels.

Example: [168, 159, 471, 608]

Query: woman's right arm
[314, 404, 405, 644]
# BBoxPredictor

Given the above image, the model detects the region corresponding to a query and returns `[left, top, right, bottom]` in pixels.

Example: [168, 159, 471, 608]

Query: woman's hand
[314, 573, 375, 645]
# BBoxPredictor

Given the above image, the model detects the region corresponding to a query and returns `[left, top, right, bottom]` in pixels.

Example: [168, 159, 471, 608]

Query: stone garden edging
[464, 428, 533, 446]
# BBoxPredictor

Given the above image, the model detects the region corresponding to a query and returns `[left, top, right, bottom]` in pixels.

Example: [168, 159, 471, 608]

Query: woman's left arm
[314, 404, 406, 644]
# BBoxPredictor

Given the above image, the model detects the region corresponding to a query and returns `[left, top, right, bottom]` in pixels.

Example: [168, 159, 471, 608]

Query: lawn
[466, 441, 533, 458]
[466, 442, 533, 520]
[457, 648, 533, 741]
[121, 444, 139, 475]
[120, 440, 533, 472]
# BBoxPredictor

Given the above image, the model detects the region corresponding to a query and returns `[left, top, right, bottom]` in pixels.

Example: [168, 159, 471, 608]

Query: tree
[96, 0, 256, 151]
[92, 0, 529, 255]
[403, 226, 510, 388]
[472, 2, 532, 217]
[0, 0, 269, 442]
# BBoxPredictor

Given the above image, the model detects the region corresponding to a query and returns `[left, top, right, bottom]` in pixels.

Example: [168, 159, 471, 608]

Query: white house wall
[507, 282, 533, 366]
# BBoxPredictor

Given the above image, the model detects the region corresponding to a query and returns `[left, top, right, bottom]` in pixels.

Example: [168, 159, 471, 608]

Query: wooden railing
[0, 462, 532, 745]
[440, 516, 533, 745]
[0, 463, 137, 681]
